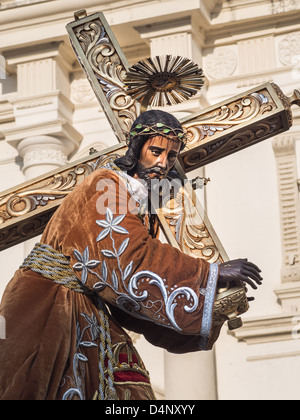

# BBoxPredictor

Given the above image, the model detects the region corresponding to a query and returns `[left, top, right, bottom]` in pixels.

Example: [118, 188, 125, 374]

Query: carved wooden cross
[0, 10, 299, 328]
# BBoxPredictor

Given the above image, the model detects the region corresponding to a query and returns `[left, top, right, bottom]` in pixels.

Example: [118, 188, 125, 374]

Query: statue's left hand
[218, 258, 263, 294]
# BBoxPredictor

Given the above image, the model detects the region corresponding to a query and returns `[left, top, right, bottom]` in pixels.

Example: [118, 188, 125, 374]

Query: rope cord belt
[20, 242, 117, 400]
[20, 242, 90, 294]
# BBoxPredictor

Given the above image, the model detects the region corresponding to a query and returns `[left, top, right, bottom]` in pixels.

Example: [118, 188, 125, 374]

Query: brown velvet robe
[0, 165, 221, 400]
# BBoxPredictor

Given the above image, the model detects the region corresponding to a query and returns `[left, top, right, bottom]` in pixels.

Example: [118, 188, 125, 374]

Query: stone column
[164, 350, 217, 400]
[17, 135, 74, 180]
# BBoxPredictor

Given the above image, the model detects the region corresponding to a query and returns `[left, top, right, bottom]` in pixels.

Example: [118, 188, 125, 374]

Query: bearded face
[135, 162, 166, 186]
[134, 135, 181, 189]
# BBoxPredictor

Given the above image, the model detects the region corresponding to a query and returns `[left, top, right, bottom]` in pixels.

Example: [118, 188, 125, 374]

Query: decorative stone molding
[22, 146, 68, 169]
[274, 281, 300, 313]
[135, 17, 203, 63]
[237, 75, 274, 89]
[272, 135, 300, 283]
[71, 73, 97, 105]
[278, 32, 300, 66]
[203, 47, 237, 80]
[238, 36, 276, 75]
[272, 0, 300, 14]
[17, 135, 73, 179]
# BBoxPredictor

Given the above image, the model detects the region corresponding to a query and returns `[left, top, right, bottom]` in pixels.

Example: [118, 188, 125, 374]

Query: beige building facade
[0, 0, 300, 400]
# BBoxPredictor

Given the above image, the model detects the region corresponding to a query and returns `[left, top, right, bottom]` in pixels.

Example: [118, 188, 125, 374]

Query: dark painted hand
[218, 258, 263, 300]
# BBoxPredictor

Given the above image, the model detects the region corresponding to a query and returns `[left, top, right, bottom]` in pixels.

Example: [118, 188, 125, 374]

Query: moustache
[144, 166, 167, 177]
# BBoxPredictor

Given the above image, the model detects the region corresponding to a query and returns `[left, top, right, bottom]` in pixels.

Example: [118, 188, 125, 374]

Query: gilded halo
[124, 55, 205, 110]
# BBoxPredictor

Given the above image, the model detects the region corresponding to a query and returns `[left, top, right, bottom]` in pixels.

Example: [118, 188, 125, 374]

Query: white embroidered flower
[96, 208, 128, 242]
[73, 246, 101, 284]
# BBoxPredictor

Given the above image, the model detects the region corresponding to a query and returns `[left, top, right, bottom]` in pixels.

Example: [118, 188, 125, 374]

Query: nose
[156, 152, 168, 170]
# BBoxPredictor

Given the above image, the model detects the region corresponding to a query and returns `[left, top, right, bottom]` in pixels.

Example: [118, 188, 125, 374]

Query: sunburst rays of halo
[124, 55, 205, 110]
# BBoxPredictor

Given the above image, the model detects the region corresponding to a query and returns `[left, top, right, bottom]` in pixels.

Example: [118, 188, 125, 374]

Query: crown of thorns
[127, 122, 187, 146]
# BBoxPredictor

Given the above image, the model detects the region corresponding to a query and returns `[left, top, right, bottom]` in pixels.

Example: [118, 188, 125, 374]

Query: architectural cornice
[0, 0, 209, 30]
[10, 90, 74, 114]
[0, 0, 299, 64]
[229, 312, 300, 344]
[5, 41, 74, 73]
[3, 118, 82, 150]
[211, 0, 300, 27]
[274, 281, 300, 312]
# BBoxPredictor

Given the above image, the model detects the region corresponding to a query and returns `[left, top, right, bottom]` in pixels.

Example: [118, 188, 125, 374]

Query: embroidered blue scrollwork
[128, 271, 198, 330]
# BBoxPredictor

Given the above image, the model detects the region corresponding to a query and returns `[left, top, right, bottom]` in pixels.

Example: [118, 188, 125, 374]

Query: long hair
[114, 110, 184, 176]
